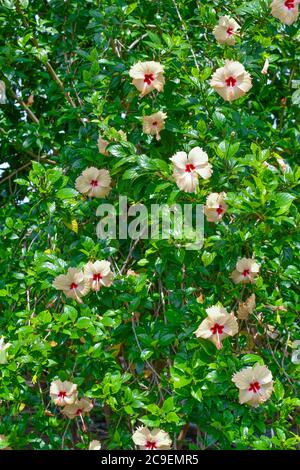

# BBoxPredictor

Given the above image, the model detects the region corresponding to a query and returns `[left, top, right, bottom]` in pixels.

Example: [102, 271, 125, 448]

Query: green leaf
[56, 188, 78, 199]
[274, 379, 285, 401]
[191, 387, 203, 402]
[76, 317, 91, 329]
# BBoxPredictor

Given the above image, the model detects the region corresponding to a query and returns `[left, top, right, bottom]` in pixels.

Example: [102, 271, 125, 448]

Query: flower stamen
[225, 76, 237, 87]
[185, 163, 196, 173]
[144, 73, 154, 85]
[248, 381, 261, 393]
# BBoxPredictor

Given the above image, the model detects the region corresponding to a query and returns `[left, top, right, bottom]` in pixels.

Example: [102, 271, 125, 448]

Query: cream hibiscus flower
[0, 336, 11, 364]
[142, 111, 167, 141]
[237, 294, 256, 320]
[132, 426, 172, 450]
[129, 61, 165, 97]
[75, 167, 112, 198]
[232, 364, 273, 407]
[50, 379, 78, 406]
[89, 440, 101, 450]
[291, 340, 300, 364]
[0, 336, 10, 352]
[210, 60, 252, 102]
[62, 397, 93, 419]
[97, 136, 109, 156]
[213, 16, 240, 45]
[231, 258, 260, 284]
[53, 267, 90, 303]
[271, 0, 299, 25]
[170, 147, 213, 193]
[0, 81, 6, 104]
[84, 260, 114, 292]
[261, 58, 270, 75]
[204, 192, 227, 222]
[0, 435, 11, 450]
[194, 305, 238, 350]
[277, 156, 287, 173]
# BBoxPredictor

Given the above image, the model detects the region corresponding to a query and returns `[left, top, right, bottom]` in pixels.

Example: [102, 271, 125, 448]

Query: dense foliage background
[0, 0, 299, 450]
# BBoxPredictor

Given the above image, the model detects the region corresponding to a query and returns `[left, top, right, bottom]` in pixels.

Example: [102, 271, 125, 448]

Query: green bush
[0, 0, 299, 450]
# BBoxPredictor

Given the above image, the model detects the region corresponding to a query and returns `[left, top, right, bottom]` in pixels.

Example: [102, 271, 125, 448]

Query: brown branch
[8, 86, 40, 124]
[0, 138, 55, 186]
[14, 0, 84, 122]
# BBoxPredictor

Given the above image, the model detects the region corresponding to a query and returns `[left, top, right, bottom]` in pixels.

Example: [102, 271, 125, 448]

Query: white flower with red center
[194, 305, 238, 350]
[97, 136, 109, 155]
[49, 379, 78, 406]
[237, 294, 256, 320]
[231, 258, 260, 284]
[53, 267, 90, 303]
[232, 364, 273, 407]
[261, 58, 270, 75]
[62, 397, 93, 419]
[129, 61, 165, 98]
[89, 440, 101, 450]
[204, 192, 227, 222]
[213, 16, 240, 45]
[84, 260, 114, 292]
[170, 147, 213, 193]
[132, 426, 172, 450]
[75, 167, 112, 198]
[271, 0, 299, 25]
[142, 111, 167, 141]
[210, 60, 252, 102]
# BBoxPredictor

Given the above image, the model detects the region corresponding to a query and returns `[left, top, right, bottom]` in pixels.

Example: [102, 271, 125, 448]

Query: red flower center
[225, 76, 237, 87]
[185, 163, 196, 173]
[70, 282, 78, 289]
[144, 73, 154, 85]
[248, 381, 261, 393]
[226, 27, 234, 35]
[152, 121, 158, 126]
[93, 273, 103, 281]
[216, 206, 223, 215]
[58, 391, 67, 398]
[76, 408, 83, 416]
[284, 0, 295, 9]
[90, 180, 98, 187]
[242, 269, 250, 277]
[210, 323, 224, 335]
[145, 441, 157, 450]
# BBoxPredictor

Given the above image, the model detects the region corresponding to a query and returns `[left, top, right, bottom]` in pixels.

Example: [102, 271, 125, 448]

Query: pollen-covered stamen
[58, 391, 67, 399]
[70, 282, 78, 289]
[225, 76, 237, 87]
[77, 409, 87, 432]
[210, 323, 224, 335]
[242, 269, 250, 277]
[284, 0, 295, 9]
[90, 179, 98, 187]
[144, 73, 154, 85]
[185, 163, 196, 173]
[145, 441, 157, 450]
[248, 381, 261, 393]
[226, 27, 234, 35]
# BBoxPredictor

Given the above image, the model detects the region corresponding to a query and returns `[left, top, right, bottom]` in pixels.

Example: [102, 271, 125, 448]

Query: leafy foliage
[0, 0, 299, 450]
